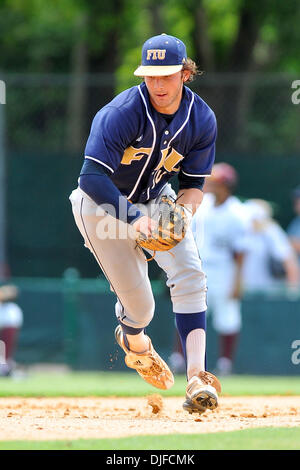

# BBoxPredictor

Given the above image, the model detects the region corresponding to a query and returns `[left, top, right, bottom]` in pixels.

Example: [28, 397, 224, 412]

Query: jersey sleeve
[230, 216, 249, 254]
[180, 110, 217, 178]
[266, 224, 293, 261]
[84, 106, 137, 173]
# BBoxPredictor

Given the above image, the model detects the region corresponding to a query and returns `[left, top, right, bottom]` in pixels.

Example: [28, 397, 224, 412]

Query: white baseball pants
[69, 184, 207, 329]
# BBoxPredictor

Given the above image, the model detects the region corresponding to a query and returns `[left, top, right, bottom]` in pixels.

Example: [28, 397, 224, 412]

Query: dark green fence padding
[11, 275, 300, 376]
[7, 151, 300, 278]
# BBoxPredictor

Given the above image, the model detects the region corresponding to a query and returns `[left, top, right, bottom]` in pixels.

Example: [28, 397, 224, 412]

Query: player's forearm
[79, 174, 143, 225]
[289, 238, 300, 254]
[177, 188, 204, 215]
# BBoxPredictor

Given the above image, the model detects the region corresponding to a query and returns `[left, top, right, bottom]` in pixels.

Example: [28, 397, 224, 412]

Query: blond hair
[182, 58, 203, 82]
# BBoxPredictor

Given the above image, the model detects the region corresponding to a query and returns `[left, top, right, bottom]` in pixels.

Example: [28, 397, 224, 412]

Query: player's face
[144, 71, 190, 114]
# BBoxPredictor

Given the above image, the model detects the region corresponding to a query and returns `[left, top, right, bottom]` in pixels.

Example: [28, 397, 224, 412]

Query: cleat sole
[183, 390, 218, 414]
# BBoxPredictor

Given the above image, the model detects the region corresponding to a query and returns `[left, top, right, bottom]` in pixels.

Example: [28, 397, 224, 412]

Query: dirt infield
[0, 395, 299, 441]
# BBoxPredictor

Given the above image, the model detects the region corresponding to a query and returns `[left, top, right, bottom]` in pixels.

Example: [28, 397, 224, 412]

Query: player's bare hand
[133, 216, 158, 238]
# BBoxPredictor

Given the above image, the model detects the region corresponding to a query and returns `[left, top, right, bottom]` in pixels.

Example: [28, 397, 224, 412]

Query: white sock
[186, 328, 206, 380]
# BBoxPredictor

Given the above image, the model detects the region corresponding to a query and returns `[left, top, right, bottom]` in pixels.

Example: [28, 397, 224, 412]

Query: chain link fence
[2, 72, 300, 154]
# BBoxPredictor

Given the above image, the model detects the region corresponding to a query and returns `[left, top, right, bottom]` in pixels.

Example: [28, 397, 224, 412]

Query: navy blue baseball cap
[134, 33, 187, 77]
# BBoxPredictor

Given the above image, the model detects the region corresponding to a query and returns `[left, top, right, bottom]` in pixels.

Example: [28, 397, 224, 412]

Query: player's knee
[169, 269, 206, 297]
[145, 298, 155, 325]
[132, 297, 155, 328]
[116, 295, 155, 329]
[169, 270, 207, 313]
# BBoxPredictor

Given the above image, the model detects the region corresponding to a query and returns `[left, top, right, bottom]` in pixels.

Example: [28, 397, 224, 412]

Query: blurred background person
[287, 185, 300, 268]
[0, 285, 23, 377]
[191, 163, 249, 376]
[242, 199, 300, 293]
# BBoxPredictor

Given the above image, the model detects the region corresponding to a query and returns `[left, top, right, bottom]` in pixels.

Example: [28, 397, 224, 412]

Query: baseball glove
[136, 195, 189, 254]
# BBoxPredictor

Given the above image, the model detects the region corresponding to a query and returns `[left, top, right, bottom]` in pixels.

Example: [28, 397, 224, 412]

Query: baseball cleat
[183, 371, 221, 415]
[114, 325, 174, 390]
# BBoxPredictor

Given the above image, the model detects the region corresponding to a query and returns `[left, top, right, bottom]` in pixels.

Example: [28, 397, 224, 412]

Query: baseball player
[192, 164, 249, 376]
[69, 34, 221, 413]
[287, 185, 300, 267]
[242, 199, 300, 292]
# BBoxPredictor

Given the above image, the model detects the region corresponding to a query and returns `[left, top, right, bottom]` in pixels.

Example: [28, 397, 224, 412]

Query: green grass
[0, 372, 300, 397]
[0, 427, 299, 450]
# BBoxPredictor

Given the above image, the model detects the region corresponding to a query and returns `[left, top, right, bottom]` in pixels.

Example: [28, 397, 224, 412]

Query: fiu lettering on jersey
[121, 146, 151, 165]
[146, 49, 166, 60]
[154, 147, 183, 184]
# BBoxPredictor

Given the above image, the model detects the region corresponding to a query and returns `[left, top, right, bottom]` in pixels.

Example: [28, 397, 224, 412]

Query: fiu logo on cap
[146, 49, 166, 61]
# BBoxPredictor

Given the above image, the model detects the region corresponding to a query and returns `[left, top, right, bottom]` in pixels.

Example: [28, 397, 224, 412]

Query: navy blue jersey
[84, 82, 217, 204]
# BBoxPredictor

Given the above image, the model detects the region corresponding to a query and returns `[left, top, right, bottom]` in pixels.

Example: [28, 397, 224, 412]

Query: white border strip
[168, 93, 195, 147]
[181, 170, 211, 177]
[127, 85, 157, 201]
[150, 91, 195, 192]
[85, 156, 114, 174]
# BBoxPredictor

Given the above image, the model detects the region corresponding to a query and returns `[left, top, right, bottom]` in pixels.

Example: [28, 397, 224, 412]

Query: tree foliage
[1, 0, 299, 154]
[0, 0, 299, 75]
